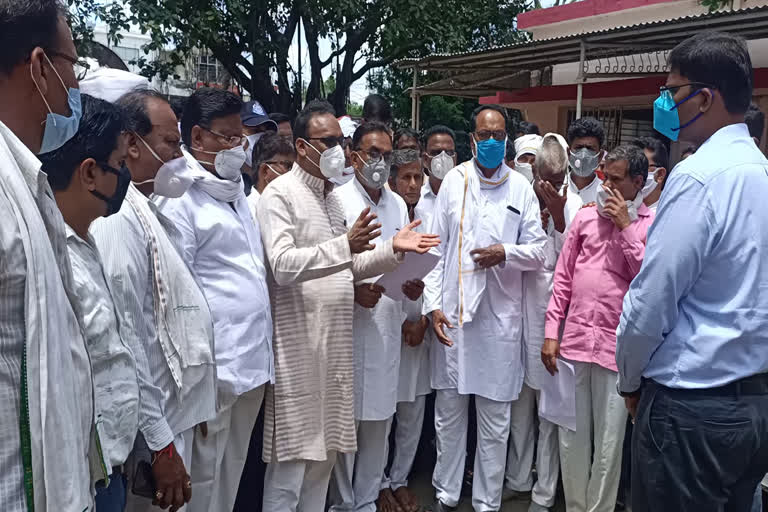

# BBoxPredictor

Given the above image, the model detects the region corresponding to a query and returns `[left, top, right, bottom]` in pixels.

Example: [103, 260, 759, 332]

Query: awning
[397, 5, 768, 98]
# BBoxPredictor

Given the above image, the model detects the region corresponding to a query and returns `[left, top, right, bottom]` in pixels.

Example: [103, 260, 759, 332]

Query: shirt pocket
[479, 203, 521, 246]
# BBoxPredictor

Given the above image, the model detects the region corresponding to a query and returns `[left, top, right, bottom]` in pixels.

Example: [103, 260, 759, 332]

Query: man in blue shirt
[617, 31, 768, 512]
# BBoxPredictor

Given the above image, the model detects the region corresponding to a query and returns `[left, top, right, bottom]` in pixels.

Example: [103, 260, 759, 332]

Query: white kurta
[333, 178, 411, 421]
[424, 161, 546, 402]
[567, 174, 603, 204]
[522, 191, 583, 390]
[396, 182, 439, 403]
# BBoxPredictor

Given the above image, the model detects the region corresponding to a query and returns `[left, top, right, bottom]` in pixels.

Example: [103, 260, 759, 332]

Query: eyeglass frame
[202, 127, 246, 147]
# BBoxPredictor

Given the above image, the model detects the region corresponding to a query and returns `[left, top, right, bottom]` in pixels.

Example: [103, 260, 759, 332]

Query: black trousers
[632, 378, 768, 512]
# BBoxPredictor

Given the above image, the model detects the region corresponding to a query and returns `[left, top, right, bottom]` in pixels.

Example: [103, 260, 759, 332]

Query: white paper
[538, 359, 577, 431]
[375, 251, 440, 301]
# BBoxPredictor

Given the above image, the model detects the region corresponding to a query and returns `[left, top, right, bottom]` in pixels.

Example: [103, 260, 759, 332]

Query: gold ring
[155, 491, 164, 500]
[186, 480, 192, 488]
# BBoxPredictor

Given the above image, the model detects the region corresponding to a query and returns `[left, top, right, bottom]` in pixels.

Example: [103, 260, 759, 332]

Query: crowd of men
[2, 2, 768, 512]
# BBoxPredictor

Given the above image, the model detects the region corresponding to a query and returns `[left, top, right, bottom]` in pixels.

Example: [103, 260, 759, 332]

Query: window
[197, 54, 222, 84]
[567, 107, 655, 149]
[113, 46, 140, 66]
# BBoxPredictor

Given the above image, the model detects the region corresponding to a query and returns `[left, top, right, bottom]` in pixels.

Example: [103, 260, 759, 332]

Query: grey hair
[536, 135, 568, 175]
[604, 144, 649, 181]
[391, 149, 422, 177]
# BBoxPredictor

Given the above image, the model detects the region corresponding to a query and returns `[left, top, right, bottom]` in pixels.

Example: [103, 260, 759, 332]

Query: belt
[646, 372, 768, 397]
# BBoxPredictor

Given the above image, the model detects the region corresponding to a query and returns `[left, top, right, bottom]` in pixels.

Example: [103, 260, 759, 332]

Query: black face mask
[91, 161, 131, 217]
[242, 172, 253, 197]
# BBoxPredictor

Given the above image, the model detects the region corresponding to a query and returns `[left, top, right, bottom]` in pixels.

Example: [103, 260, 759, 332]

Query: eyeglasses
[474, 130, 507, 142]
[203, 128, 245, 147]
[97, 160, 128, 176]
[265, 160, 294, 171]
[359, 149, 393, 167]
[426, 149, 457, 157]
[660, 82, 715, 96]
[47, 50, 89, 80]
[307, 136, 345, 148]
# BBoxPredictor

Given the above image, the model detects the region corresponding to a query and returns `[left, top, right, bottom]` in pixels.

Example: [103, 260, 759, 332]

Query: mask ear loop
[30, 55, 57, 126]
[670, 89, 707, 133]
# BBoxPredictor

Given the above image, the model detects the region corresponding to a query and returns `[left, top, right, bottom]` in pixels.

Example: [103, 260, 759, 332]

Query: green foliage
[69, 0, 529, 118]
[699, 0, 733, 12]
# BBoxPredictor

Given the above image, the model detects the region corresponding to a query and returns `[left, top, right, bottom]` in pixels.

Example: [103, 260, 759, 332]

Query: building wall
[519, 0, 768, 40]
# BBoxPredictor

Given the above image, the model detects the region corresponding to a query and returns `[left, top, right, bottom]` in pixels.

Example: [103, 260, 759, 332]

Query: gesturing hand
[392, 219, 440, 254]
[152, 443, 191, 512]
[540, 208, 551, 231]
[469, 244, 506, 269]
[431, 309, 454, 347]
[402, 280, 425, 301]
[402, 316, 429, 347]
[541, 338, 560, 376]
[539, 180, 567, 233]
[602, 188, 631, 230]
[354, 283, 385, 309]
[348, 207, 382, 254]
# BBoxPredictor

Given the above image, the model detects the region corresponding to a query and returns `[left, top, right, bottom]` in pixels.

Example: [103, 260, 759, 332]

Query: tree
[72, 0, 529, 118]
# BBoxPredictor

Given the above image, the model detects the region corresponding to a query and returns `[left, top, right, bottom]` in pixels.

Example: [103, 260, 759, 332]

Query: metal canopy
[396, 5, 768, 74]
[400, 5, 768, 127]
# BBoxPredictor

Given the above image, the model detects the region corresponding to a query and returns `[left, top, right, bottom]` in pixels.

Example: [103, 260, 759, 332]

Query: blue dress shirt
[617, 123, 768, 392]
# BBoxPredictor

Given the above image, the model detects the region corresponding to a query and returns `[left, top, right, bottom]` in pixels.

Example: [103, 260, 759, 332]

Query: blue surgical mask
[473, 135, 507, 169]
[653, 88, 705, 142]
[33, 53, 82, 155]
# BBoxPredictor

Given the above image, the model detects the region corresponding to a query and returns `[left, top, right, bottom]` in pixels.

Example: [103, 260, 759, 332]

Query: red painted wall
[518, 0, 680, 29]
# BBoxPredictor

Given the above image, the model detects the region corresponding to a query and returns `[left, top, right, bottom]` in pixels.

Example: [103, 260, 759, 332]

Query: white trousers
[188, 385, 265, 512]
[432, 389, 511, 512]
[505, 384, 559, 508]
[329, 419, 392, 512]
[262, 452, 338, 512]
[559, 361, 627, 512]
[382, 395, 427, 491]
[126, 428, 197, 512]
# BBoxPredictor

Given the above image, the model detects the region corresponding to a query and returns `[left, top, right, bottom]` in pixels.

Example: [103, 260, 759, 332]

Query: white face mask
[514, 156, 534, 184]
[195, 145, 246, 181]
[354, 153, 390, 190]
[244, 133, 263, 167]
[133, 135, 194, 198]
[596, 185, 643, 222]
[428, 151, 454, 180]
[303, 140, 345, 180]
[641, 170, 657, 198]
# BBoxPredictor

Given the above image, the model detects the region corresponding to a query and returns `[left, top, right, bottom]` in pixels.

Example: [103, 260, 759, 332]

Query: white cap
[541, 132, 568, 152]
[79, 68, 150, 103]
[338, 115, 359, 138]
[514, 134, 543, 157]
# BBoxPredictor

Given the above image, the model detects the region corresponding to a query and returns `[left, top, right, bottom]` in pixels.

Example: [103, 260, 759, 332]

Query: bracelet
[151, 443, 175, 465]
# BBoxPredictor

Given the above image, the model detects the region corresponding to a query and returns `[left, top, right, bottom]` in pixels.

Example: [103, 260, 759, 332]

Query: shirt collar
[421, 181, 437, 199]
[352, 175, 388, 206]
[295, 163, 333, 194]
[0, 120, 47, 199]
[699, 123, 751, 150]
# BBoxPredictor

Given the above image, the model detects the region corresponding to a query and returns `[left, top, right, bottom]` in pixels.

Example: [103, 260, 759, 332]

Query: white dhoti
[262, 452, 338, 512]
[329, 419, 392, 512]
[188, 385, 265, 512]
[433, 389, 511, 512]
[505, 383, 559, 508]
[559, 361, 627, 512]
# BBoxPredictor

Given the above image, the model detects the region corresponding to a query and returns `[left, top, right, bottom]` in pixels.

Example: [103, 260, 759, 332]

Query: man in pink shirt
[541, 144, 654, 512]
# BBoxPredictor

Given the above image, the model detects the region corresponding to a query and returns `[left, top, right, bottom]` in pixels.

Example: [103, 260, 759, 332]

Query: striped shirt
[257, 165, 401, 462]
[91, 190, 216, 445]
[66, 226, 140, 469]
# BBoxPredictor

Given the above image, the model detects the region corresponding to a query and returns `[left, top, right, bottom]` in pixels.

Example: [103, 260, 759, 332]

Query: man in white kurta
[330, 126, 421, 512]
[504, 133, 581, 512]
[157, 88, 273, 512]
[425, 106, 547, 512]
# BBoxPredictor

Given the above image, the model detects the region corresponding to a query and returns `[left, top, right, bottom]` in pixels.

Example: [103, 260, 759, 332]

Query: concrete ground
[406, 469, 567, 511]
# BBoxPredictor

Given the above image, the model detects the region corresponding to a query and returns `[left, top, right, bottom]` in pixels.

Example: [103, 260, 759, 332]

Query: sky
[287, 0, 562, 105]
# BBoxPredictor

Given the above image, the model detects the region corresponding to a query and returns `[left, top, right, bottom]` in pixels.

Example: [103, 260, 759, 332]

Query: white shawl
[125, 184, 215, 393]
[0, 122, 93, 511]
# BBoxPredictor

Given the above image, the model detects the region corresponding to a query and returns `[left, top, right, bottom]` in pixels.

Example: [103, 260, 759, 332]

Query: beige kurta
[257, 164, 402, 463]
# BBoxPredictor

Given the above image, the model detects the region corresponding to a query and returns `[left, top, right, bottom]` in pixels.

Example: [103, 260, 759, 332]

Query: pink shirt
[545, 204, 654, 372]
